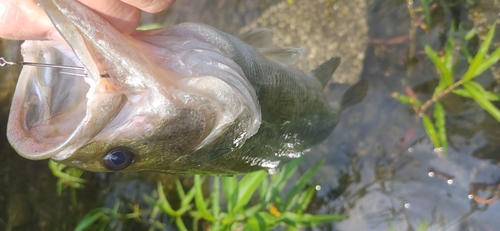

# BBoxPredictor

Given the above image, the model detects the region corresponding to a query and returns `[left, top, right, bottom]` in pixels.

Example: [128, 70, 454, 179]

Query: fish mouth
[7, 0, 141, 161]
[7, 41, 125, 160]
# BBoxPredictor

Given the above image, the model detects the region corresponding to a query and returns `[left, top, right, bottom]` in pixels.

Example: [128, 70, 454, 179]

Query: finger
[78, 0, 141, 34]
[120, 0, 175, 13]
[0, 0, 54, 40]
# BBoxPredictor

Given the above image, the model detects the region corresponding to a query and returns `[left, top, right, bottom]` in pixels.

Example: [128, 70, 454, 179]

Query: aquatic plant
[49, 160, 87, 206]
[406, 0, 438, 58]
[393, 22, 500, 155]
[71, 157, 343, 230]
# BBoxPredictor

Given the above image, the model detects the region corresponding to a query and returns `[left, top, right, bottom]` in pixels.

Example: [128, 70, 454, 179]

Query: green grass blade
[463, 82, 500, 122]
[453, 89, 500, 101]
[247, 214, 267, 231]
[175, 177, 196, 209]
[155, 182, 176, 215]
[56, 181, 63, 196]
[222, 176, 238, 214]
[461, 27, 477, 63]
[281, 212, 344, 226]
[221, 176, 237, 199]
[424, 45, 452, 91]
[464, 28, 477, 40]
[211, 177, 220, 219]
[295, 185, 316, 214]
[175, 177, 186, 199]
[283, 159, 324, 211]
[264, 157, 301, 205]
[256, 212, 279, 228]
[49, 161, 87, 184]
[434, 102, 447, 154]
[272, 157, 301, 189]
[194, 175, 215, 222]
[421, 0, 431, 29]
[462, 23, 497, 81]
[243, 204, 263, 217]
[460, 47, 474, 64]
[282, 218, 299, 230]
[258, 176, 269, 199]
[74, 208, 110, 231]
[484, 91, 500, 101]
[422, 115, 440, 148]
[175, 217, 189, 231]
[391, 92, 422, 106]
[149, 202, 160, 218]
[175, 204, 193, 216]
[444, 24, 456, 81]
[114, 200, 127, 216]
[474, 46, 500, 77]
[452, 89, 471, 98]
[181, 182, 196, 208]
[233, 171, 268, 212]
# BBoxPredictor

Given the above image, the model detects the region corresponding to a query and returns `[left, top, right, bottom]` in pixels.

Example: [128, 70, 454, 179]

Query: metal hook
[0, 57, 109, 78]
[0, 57, 85, 70]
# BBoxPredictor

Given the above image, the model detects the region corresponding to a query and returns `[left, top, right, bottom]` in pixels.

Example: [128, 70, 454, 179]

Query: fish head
[7, 0, 261, 173]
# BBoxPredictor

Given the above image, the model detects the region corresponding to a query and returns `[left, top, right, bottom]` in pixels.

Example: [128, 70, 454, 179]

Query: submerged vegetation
[394, 22, 500, 155]
[51, 158, 343, 230]
[49, 160, 86, 206]
[393, 0, 500, 157]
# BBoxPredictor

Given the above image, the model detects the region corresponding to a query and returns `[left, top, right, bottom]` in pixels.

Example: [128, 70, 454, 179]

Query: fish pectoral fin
[257, 47, 306, 66]
[239, 28, 273, 48]
[309, 57, 341, 88]
[239, 27, 305, 66]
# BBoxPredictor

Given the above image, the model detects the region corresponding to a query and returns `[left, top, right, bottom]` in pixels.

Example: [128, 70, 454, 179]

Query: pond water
[1, 0, 500, 230]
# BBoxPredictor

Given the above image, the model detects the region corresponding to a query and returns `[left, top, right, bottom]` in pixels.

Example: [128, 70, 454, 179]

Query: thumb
[0, 0, 54, 40]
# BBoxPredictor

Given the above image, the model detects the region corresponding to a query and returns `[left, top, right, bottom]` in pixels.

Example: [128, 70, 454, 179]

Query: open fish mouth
[7, 40, 125, 160]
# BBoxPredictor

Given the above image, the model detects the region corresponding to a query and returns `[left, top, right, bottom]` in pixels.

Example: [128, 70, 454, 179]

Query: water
[2, 0, 500, 230]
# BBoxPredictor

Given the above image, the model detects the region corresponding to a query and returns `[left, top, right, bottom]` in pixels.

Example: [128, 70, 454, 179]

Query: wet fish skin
[7, 0, 340, 174]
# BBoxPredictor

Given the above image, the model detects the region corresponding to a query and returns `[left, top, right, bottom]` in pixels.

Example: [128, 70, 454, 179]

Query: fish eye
[103, 147, 134, 171]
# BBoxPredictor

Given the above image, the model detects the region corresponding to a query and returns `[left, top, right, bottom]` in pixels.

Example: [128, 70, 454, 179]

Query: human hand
[0, 0, 175, 40]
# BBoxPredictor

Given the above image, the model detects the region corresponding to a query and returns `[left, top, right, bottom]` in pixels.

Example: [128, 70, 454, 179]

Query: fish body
[7, 0, 340, 174]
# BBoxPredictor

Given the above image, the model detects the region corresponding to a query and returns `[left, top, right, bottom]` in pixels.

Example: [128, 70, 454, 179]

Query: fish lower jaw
[7, 100, 89, 160]
[8, 114, 89, 160]
[8, 86, 129, 161]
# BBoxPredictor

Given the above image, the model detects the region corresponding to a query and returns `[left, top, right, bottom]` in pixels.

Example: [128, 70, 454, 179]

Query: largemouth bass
[7, 0, 340, 174]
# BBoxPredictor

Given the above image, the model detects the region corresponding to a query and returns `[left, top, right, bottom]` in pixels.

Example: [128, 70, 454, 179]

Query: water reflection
[2, 0, 500, 230]
[300, 0, 500, 230]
